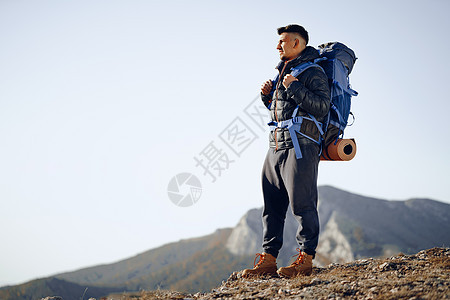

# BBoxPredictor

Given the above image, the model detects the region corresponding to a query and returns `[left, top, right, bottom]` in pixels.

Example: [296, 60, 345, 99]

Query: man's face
[276, 32, 305, 61]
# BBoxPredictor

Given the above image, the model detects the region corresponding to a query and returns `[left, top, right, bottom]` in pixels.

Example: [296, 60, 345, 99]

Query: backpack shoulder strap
[273, 61, 324, 86]
[290, 61, 324, 77]
[269, 61, 326, 110]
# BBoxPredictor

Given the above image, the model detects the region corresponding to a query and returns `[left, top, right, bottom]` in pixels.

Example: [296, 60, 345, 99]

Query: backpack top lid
[318, 42, 357, 75]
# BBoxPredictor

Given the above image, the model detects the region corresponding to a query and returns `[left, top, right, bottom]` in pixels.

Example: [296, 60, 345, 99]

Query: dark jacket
[261, 46, 331, 150]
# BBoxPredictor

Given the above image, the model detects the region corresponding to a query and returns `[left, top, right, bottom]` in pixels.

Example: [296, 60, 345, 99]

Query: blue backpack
[269, 42, 358, 159]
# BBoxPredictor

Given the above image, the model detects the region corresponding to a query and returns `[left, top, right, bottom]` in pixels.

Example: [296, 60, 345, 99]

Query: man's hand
[261, 80, 273, 95]
[282, 74, 298, 89]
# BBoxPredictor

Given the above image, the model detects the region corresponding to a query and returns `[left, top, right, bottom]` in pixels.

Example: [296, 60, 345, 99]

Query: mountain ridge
[55, 228, 233, 286]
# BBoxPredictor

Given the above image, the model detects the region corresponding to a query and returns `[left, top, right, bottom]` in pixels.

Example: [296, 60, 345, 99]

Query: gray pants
[261, 144, 320, 258]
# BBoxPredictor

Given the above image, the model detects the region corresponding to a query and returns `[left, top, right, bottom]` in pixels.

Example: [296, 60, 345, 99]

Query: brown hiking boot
[277, 249, 313, 278]
[242, 253, 277, 278]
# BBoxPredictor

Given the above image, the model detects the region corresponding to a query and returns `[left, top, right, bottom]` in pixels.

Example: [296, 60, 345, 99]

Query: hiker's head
[276, 24, 308, 61]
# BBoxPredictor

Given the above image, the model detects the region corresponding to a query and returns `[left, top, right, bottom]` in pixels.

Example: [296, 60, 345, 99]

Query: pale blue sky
[1, 0, 449, 286]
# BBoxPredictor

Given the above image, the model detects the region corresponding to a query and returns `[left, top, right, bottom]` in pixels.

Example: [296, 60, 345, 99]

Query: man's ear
[294, 38, 299, 48]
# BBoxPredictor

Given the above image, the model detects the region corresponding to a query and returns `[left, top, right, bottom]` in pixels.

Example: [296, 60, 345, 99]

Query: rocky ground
[46, 247, 450, 300]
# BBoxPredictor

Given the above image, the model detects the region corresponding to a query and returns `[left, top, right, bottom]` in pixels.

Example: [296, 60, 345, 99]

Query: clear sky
[1, 0, 449, 287]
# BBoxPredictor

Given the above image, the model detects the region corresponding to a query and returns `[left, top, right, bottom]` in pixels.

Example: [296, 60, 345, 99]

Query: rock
[379, 262, 389, 270]
[310, 278, 323, 285]
[277, 288, 290, 295]
[390, 287, 399, 293]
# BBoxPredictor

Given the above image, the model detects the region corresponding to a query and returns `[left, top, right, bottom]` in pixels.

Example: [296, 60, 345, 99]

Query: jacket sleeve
[285, 67, 331, 118]
[261, 92, 272, 109]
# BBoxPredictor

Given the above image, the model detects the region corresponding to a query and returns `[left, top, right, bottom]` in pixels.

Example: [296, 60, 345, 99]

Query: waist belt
[268, 114, 323, 159]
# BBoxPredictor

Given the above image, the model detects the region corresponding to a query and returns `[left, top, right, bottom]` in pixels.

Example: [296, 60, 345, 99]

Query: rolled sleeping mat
[320, 138, 356, 161]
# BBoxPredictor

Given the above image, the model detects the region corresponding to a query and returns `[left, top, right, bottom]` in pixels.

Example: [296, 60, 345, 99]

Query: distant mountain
[1, 186, 449, 299]
[0, 229, 245, 299]
[56, 228, 232, 287]
[55, 228, 250, 293]
[0, 277, 123, 300]
[227, 186, 450, 266]
[317, 186, 450, 260]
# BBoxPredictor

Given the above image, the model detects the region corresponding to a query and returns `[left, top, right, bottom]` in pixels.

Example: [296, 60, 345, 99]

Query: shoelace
[253, 253, 266, 267]
[291, 248, 305, 266]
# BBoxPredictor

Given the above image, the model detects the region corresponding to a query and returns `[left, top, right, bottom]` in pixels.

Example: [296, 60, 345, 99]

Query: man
[242, 24, 330, 278]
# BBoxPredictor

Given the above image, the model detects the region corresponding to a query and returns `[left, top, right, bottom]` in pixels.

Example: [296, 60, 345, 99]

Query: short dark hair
[277, 24, 309, 45]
